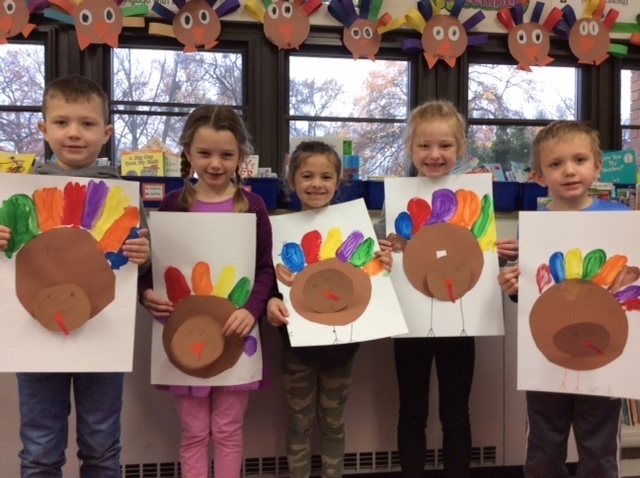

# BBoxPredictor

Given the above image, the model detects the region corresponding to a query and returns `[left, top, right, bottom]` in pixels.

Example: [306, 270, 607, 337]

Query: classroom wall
[0, 213, 576, 477]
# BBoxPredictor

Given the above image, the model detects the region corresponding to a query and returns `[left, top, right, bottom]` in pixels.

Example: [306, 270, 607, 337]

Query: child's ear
[103, 124, 114, 144]
[37, 120, 47, 137]
[531, 171, 547, 187]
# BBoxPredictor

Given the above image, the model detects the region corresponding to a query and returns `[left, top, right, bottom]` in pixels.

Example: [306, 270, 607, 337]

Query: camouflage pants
[282, 348, 354, 478]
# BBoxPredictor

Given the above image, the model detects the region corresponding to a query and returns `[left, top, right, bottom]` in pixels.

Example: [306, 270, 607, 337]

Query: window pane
[0, 44, 45, 161]
[289, 57, 410, 177]
[111, 47, 243, 163]
[467, 124, 540, 174]
[0, 45, 44, 108]
[112, 48, 243, 105]
[469, 64, 577, 121]
[113, 114, 186, 157]
[290, 119, 406, 177]
[289, 57, 409, 120]
[621, 69, 640, 127]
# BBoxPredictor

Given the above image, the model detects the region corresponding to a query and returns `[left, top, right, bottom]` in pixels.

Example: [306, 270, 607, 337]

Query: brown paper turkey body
[276, 228, 384, 327]
[0, 180, 141, 335]
[0, 0, 36, 44]
[172, 1, 221, 51]
[388, 189, 496, 336]
[498, 2, 563, 72]
[531, 249, 640, 372]
[162, 263, 256, 378]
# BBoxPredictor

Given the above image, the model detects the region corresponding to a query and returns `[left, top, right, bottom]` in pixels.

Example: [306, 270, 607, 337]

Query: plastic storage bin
[244, 177, 280, 209]
[520, 182, 549, 211]
[364, 180, 385, 209]
[492, 181, 518, 212]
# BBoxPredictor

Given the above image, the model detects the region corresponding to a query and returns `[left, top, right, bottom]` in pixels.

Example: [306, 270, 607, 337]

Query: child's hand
[267, 297, 289, 326]
[375, 239, 393, 273]
[123, 228, 150, 265]
[141, 289, 174, 318]
[496, 238, 519, 262]
[0, 225, 10, 252]
[498, 265, 520, 296]
[223, 308, 256, 338]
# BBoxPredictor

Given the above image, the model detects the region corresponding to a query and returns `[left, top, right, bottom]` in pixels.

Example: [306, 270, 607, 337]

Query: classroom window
[288, 55, 410, 178]
[621, 69, 640, 156]
[467, 63, 577, 180]
[0, 43, 45, 162]
[111, 47, 244, 165]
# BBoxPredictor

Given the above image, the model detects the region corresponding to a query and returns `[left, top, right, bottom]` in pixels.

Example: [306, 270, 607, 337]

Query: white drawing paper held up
[149, 212, 262, 387]
[518, 211, 640, 399]
[271, 199, 407, 346]
[384, 174, 504, 338]
[0, 174, 141, 372]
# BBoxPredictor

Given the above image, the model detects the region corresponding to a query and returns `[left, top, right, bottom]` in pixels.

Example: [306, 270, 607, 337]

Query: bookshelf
[623, 425, 640, 448]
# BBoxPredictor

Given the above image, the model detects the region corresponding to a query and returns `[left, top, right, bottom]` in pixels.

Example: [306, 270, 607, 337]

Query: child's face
[38, 95, 112, 170]
[185, 127, 240, 195]
[533, 133, 601, 210]
[409, 120, 460, 177]
[291, 154, 339, 210]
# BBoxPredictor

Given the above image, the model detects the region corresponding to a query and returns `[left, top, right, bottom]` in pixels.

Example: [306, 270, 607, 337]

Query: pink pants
[175, 389, 250, 478]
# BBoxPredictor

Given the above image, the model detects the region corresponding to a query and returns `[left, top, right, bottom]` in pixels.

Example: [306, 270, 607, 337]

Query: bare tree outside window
[467, 64, 576, 174]
[0, 44, 45, 160]
[288, 56, 409, 178]
[111, 48, 243, 164]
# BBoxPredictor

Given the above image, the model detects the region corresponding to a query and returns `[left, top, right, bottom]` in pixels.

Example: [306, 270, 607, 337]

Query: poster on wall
[149, 212, 263, 386]
[384, 174, 504, 338]
[0, 174, 141, 372]
[518, 211, 640, 400]
[271, 199, 407, 346]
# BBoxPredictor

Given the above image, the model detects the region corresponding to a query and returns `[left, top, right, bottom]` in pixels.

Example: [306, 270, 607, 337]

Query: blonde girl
[373, 100, 516, 478]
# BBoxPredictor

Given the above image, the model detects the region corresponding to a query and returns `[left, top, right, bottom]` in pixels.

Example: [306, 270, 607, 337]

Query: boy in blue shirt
[0, 74, 150, 477]
[499, 120, 626, 478]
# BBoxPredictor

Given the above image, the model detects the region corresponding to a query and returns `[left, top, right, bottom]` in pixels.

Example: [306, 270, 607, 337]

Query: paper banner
[270, 199, 407, 346]
[149, 211, 262, 386]
[384, 174, 504, 338]
[518, 211, 640, 399]
[0, 174, 141, 372]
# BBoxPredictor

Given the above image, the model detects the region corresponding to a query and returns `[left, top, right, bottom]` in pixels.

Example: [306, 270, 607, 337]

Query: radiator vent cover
[121, 446, 497, 477]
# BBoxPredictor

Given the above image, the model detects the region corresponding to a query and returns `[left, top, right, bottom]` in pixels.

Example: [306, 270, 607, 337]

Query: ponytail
[176, 153, 196, 212]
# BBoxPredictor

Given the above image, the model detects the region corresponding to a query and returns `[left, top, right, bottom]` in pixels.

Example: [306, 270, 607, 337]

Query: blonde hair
[405, 100, 467, 175]
[177, 105, 253, 212]
[530, 121, 602, 175]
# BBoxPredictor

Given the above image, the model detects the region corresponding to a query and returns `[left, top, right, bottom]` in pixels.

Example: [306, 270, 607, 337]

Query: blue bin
[244, 177, 281, 209]
[364, 180, 385, 209]
[520, 182, 549, 211]
[492, 181, 518, 212]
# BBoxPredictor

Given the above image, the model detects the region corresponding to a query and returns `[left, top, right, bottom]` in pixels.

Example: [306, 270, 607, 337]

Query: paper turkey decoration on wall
[44, 0, 148, 50]
[244, 0, 323, 50]
[148, 0, 240, 53]
[327, 0, 404, 61]
[401, 0, 488, 69]
[497, 1, 563, 72]
[557, 0, 626, 65]
[0, 0, 43, 44]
